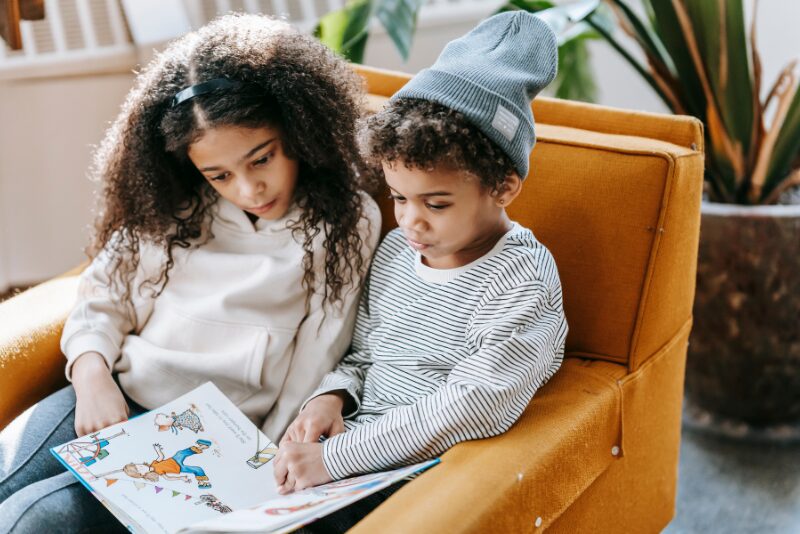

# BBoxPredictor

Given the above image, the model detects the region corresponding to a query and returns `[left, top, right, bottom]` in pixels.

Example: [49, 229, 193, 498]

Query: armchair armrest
[351, 359, 626, 533]
[0, 273, 80, 429]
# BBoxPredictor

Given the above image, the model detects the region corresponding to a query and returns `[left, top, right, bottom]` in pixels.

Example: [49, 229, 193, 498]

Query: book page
[52, 382, 280, 534]
[182, 459, 439, 533]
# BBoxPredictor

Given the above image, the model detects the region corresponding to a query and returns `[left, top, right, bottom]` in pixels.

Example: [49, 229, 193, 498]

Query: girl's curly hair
[358, 98, 516, 191]
[89, 14, 377, 319]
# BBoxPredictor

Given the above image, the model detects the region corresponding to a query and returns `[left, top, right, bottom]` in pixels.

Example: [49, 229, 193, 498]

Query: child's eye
[209, 172, 230, 182]
[389, 194, 406, 203]
[253, 153, 273, 167]
[426, 203, 449, 211]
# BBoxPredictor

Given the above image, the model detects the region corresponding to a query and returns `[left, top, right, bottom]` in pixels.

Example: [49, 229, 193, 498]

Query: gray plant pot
[685, 202, 800, 433]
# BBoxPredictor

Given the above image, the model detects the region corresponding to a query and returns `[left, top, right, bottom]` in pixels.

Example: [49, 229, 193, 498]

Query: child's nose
[240, 174, 266, 198]
[399, 204, 427, 231]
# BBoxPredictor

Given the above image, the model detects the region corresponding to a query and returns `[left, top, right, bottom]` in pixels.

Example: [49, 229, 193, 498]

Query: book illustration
[195, 494, 233, 514]
[155, 404, 204, 435]
[122, 441, 214, 488]
[56, 428, 127, 471]
[51, 382, 438, 534]
[246, 431, 278, 469]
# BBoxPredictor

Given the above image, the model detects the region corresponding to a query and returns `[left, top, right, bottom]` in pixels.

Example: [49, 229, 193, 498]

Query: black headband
[171, 78, 241, 108]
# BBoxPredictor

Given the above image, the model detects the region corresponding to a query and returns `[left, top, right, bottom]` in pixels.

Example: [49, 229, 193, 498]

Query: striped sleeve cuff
[62, 331, 120, 381]
[321, 427, 389, 480]
[322, 433, 355, 480]
[300, 373, 362, 418]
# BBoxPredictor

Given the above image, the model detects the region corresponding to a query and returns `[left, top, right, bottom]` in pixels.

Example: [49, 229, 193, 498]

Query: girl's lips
[249, 199, 277, 214]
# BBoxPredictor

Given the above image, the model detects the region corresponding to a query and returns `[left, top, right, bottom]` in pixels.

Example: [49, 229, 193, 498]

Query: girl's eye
[389, 194, 406, 203]
[253, 153, 273, 167]
[426, 203, 449, 211]
[210, 172, 230, 182]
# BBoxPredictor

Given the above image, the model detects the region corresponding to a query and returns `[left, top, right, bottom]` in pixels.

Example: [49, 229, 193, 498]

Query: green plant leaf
[582, 4, 675, 109]
[763, 82, 800, 200]
[645, 0, 706, 119]
[315, 0, 372, 63]
[606, 0, 675, 75]
[375, 0, 425, 61]
[685, 0, 753, 155]
[498, 0, 556, 13]
[530, 0, 601, 40]
[554, 27, 598, 102]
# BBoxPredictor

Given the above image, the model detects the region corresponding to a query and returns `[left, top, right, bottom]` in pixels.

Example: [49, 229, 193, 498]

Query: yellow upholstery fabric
[353, 358, 627, 533]
[0, 65, 704, 532]
[0, 276, 77, 429]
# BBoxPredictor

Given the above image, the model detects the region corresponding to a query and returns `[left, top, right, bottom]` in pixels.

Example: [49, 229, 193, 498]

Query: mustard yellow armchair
[0, 65, 704, 533]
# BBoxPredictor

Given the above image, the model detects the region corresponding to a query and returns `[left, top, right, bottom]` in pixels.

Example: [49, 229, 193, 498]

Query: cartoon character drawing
[154, 404, 204, 434]
[123, 440, 213, 488]
[57, 429, 127, 468]
[195, 494, 232, 514]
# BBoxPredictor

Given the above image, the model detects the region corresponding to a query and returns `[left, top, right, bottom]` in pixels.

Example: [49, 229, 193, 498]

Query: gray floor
[664, 427, 800, 533]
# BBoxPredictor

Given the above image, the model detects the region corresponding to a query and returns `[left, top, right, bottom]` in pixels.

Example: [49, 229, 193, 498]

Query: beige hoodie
[61, 193, 380, 440]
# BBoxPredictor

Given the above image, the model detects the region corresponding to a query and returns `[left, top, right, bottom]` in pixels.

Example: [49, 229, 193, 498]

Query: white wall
[0, 73, 135, 289]
[0, 1, 798, 290]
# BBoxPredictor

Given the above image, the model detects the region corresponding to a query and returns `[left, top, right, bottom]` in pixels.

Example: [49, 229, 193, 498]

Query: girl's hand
[280, 392, 347, 446]
[273, 442, 331, 494]
[72, 352, 130, 436]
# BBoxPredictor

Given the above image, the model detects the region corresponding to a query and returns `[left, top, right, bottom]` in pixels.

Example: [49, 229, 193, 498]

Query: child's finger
[330, 419, 345, 436]
[302, 426, 322, 443]
[279, 432, 294, 447]
[279, 473, 296, 495]
[272, 454, 288, 485]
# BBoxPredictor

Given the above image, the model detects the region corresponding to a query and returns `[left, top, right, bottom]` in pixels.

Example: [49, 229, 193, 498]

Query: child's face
[384, 162, 515, 269]
[188, 124, 299, 221]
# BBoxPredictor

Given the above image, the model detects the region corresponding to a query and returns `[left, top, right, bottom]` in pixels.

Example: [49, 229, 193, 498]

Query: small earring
[498, 199, 504, 205]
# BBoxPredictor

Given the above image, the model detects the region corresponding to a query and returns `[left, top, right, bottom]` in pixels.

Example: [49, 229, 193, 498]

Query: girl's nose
[240, 174, 266, 197]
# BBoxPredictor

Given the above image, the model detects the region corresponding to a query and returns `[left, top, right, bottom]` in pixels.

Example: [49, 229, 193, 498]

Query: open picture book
[51, 382, 438, 533]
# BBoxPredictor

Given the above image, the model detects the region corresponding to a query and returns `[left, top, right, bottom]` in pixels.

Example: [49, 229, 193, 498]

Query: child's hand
[273, 442, 331, 494]
[280, 392, 347, 446]
[72, 352, 130, 436]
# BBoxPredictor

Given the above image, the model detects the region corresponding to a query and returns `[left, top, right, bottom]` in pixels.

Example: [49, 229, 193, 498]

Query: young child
[0, 13, 380, 532]
[273, 10, 567, 529]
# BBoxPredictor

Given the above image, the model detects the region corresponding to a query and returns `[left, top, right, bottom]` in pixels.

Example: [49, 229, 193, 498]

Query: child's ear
[493, 173, 523, 208]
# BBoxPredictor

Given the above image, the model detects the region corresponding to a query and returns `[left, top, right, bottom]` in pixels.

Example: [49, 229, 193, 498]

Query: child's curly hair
[90, 14, 376, 317]
[358, 98, 517, 191]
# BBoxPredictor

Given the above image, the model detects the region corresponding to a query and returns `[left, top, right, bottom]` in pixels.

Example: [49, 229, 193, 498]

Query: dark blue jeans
[0, 385, 141, 533]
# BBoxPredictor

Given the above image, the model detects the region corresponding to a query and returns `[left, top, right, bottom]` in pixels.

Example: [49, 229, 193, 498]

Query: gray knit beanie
[392, 11, 558, 179]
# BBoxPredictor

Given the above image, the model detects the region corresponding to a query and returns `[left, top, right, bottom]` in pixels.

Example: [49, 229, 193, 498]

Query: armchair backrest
[355, 65, 704, 372]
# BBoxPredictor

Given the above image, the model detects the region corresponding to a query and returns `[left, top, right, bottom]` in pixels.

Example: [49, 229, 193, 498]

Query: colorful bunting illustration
[155, 486, 164, 494]
[172, 490, 181, 497]
[106, 479, 118, 487]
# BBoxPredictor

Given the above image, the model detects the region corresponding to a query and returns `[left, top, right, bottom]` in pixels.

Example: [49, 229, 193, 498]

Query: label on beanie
[491, 104, 520, 141]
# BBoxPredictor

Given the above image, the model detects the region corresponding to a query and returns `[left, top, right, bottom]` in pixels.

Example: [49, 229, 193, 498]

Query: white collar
[414, 223, 517, 284]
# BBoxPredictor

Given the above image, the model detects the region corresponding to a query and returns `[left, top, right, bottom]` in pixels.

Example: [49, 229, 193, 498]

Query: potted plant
[508, 0, 800, 437]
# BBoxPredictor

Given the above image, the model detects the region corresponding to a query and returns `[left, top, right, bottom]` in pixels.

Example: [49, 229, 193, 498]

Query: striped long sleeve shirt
[307, 223, 568, 479]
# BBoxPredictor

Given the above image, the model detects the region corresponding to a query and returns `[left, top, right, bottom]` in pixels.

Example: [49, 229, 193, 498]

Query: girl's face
[384, 161, 520, 269]
[188, 124, 299, 221]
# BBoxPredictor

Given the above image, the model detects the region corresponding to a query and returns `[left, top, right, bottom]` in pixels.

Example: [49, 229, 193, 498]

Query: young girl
[0, 13, 379, 532]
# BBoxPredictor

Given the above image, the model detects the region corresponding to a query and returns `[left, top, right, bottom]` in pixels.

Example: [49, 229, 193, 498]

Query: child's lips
[406, 238, 430, 251]
[249, 199, 277, 214]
